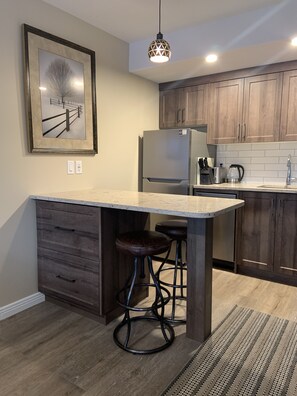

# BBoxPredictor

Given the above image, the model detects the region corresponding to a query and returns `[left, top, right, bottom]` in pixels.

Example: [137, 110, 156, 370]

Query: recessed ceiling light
[205, 53, 218, 63]
[291, 37, 297, 46]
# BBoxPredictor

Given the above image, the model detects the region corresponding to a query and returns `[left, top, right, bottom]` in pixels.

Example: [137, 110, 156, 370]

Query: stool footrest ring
[113, 316, 174, 355]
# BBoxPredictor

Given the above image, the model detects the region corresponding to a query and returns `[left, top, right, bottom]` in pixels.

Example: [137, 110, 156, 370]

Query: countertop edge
[30, 190, 244, 219]
[193, 183, 297, 193]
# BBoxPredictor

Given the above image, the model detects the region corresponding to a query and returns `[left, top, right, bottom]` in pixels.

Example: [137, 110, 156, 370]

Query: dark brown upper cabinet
[207, 73, 282, 144]
[159, 84, 209, 129]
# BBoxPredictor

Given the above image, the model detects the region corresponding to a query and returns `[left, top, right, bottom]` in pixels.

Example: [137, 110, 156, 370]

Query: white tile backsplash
[249, 163, 265, 171]
[216, 141, 297, 184]
[251, 142, 279, 150]
[251, 157, 273, 164]
[240, 150, 265, 158]
[264, 164, 285, 171]
[224, 143, 252, 151]
[265, 149, 295, 157]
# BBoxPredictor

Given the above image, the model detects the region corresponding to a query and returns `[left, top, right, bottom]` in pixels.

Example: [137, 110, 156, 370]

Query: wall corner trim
[0, 292, 45, 321]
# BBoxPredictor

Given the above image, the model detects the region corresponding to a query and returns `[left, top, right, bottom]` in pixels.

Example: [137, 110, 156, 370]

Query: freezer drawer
[142, 178, 189, 195]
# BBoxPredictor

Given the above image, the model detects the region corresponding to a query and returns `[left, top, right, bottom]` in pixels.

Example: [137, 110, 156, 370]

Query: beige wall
[0, 0, 159, 306]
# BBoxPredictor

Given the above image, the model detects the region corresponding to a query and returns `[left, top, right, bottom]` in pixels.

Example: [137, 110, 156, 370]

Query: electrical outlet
[75, 160, 83, 174]
[67, 160, 75, 174]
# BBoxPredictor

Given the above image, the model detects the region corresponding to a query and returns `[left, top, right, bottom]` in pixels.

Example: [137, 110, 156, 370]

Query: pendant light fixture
[148, 0, 171, 63]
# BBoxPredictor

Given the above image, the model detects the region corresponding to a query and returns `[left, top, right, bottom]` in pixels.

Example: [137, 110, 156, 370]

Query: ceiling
[43, 0, 297, 83]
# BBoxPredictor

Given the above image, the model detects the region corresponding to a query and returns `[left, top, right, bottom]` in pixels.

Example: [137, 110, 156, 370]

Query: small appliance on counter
[227, 164, 245, 183]
[213, 164, 227, 184]
[198, 157, 215, 185]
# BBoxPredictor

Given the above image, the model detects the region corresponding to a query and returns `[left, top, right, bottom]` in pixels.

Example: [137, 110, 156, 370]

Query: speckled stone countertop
[31, 189, 244, 218]
[193, 182, 297, 193]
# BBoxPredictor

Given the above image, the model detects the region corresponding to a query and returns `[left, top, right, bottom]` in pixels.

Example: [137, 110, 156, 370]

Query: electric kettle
[227, 164, 244, 183]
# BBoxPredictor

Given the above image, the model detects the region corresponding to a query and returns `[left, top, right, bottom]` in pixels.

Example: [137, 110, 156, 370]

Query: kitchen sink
[257, 184, 297, 190]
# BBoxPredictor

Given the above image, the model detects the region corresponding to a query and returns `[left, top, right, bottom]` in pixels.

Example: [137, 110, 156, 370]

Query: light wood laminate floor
[1, 268, 296, 396]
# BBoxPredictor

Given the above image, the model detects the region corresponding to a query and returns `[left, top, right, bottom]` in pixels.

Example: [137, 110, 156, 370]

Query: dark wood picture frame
[23, 24, 97, 154]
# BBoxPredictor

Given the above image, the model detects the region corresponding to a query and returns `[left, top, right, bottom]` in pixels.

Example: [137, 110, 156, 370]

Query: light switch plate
[67, 160, 75, 174]
[75, 160, 83, 174]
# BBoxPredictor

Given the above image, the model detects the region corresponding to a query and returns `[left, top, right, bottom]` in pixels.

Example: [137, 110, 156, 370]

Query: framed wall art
[23, 24, 97, 154]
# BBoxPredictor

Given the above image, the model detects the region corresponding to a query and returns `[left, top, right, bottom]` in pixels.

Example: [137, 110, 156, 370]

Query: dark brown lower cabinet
[236, 191, 297, 285]
[274, 194, 297, 277]
[236, 192, 275, 271]
[36, 200, 149, 324]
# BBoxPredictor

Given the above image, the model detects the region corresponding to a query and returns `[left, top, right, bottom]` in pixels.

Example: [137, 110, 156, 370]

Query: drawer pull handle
[55, 226, 75, 232]
[56, 275, 76, 283]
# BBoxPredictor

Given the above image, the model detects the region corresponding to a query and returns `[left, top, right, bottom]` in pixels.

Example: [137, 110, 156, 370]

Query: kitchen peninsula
[32, 189, 244, 343]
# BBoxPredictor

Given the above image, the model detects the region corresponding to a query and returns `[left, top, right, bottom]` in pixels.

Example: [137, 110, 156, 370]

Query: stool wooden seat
[155, 219, 187, 324]
[116, 230, 172, 256]
[113, 230, 175, 354]
[155, 220, 187, 240]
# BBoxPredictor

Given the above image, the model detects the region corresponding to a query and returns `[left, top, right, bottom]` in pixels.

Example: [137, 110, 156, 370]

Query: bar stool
[155, 220, 187, 324]
[113, 230, 175, 354]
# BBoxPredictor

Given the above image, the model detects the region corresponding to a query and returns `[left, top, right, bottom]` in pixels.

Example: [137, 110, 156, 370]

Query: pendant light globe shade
[148, 33, 171, 63]
[148, 0, 171, 63]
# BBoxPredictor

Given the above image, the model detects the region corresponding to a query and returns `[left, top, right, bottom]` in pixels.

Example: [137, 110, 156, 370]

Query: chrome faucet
[286, 154, 296, 185]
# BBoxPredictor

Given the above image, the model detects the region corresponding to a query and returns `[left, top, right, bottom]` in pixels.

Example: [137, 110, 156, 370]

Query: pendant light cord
[158, 0, 162, 34]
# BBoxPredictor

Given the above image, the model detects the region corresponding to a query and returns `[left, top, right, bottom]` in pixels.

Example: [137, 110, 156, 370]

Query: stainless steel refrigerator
[141, 128, 216, 258]
[142, 128, 215, 195]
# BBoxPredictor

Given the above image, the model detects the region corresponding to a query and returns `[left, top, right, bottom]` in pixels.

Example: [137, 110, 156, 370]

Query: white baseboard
[0, 292, 45, 321]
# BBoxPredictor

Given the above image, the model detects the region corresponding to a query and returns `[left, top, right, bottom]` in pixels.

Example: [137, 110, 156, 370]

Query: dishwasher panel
[193, 191, 237, 263]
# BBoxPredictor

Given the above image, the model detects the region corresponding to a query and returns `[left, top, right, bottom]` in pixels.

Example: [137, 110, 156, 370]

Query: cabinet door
[159, 89, 180, 129]
[237, 192, 275, 271]
[208, 79, 244, 144]
[243, 73, 282, 142]
[159, 85, 209, 129]
[280, 70, 297, 141]
[183, 84, 209, 126]
[274, 194, 297, 277]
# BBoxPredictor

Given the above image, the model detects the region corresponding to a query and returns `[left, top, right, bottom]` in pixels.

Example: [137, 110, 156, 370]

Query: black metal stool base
[162, 295, 187, 324]
[116, 282, 171, 311]
[113, 231, 175, 354]
[113, 316, 174, 355]
[157, 238, 187, 324]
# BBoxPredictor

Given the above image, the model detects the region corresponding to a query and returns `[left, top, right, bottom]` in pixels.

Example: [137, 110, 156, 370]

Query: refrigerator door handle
[146, 178, 185, 184]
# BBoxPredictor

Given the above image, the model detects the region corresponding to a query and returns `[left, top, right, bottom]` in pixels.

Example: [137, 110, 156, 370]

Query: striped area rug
[162, 306, 297, 396]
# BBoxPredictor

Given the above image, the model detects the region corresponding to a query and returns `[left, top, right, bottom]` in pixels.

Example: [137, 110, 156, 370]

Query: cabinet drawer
[38, 255, 100, 311]
[36, 201, 100, 260]
[38, 247, 99, 273]
[36, 201, 99, 233]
